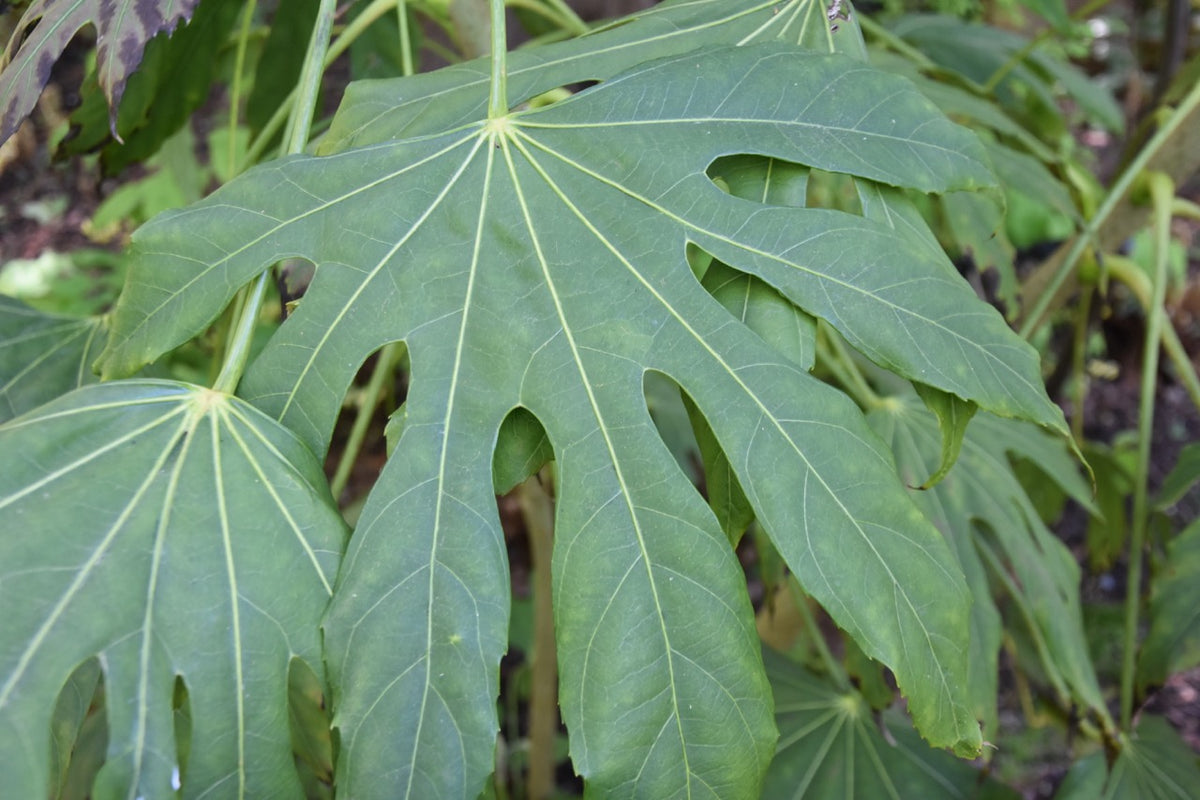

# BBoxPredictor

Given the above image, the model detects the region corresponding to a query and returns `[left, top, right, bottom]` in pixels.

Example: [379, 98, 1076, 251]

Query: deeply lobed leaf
[0, 381, 345, 798]
[85, 42, 1064, 791]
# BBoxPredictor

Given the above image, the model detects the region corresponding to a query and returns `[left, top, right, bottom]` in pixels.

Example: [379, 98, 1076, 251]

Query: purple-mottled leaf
[0, 0, 200, 145]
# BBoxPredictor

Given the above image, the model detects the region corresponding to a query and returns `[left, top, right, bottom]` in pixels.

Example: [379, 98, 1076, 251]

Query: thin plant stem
[1105, 254, 1200, 413]
[1019, 75, 1200, 341]
[1173, 197, 1200, 221]
[519, 469, 558, 800]
[284, 0, 338, 155]
[857, 16, 935, 69]
[818, 326, 884, 410]
[214, 0, 338, 394]
[209, 1, 259, 382]
[1119, 172, 1174, 729]
[397, 0, 414, 77]
[787, 580, 850, 691]
[1069, 287, 1094, 443]
[489, 0, 508, 119]
[537, 0, 588, 35]
[329, 343, 403, 501]
[228, 1, 257, 176]
[241, 0, 397, 170]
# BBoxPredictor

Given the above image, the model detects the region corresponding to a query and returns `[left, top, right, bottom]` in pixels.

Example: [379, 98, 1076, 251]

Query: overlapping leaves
[85, 35, 1079, 794]
[0, 381, 345, 798]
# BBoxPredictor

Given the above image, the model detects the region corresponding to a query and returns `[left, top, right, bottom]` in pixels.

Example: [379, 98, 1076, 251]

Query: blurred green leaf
[1140, 517, 1200, 687]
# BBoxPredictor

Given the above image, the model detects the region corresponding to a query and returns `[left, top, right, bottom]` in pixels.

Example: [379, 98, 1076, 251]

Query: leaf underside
[762, 648, 1019, 800]
[0, 0, 201, 146]
[85, 25, 1081, 791]
[0, 296, 106, 423]
[0, 381, 345, 799]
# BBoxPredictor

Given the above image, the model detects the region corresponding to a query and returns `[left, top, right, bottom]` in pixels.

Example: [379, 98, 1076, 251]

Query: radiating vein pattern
[0, 381, 345, 799]
[79, 40, 1081, 793]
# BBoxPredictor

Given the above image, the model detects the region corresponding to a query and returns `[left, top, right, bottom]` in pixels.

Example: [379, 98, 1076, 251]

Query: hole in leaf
[47, 658, 106, 796]
[287, 658, 334, 794]
[647, 371, 757, 546]
[492, 407, 553, 497]
[706, 154, 810, 207]
[327, 340, 409, 518]
[806, 168, 862, 215]
[642, 371, 703, 486]
[276, 257, 317, 321]
[172, 675, 191, 789]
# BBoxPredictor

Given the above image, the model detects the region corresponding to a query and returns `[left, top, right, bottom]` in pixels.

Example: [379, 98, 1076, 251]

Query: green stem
[241, 0, 397, 170]
[1119, 172, 1174, 729]
[787, 580, 850, 691]
[329, 343, 403, 500]
[228, 1, 257, 176]
[818, 326, 884, 410]
[1069, 287, 1094, 443]
[397, 0, 414, 77]
[1173, 197, 1200, 221]
[212, 274, 270, 394]
[856, 16, 935, 69]
[519, 469, 558, 800]
[214, 0, 338, 394]
[537, 0, 587, 35]
[505, 0, 575, 33]
[488, 0, 508, 119]
[1105, 254, 1200, 413]
[1019, 75, 1200, 341]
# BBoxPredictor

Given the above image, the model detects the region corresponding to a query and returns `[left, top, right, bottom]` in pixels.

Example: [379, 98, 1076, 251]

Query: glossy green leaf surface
[0, 296, 106, 423]
[762, 648, 1018, 800]
[81, 38, 1082, 791]
[0, 380, 345, 798]
[0, 0, 200, 145]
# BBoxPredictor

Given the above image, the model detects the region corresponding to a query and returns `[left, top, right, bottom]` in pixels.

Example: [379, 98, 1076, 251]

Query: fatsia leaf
[870, 396, 1107, 732]
[0, 380, 345, 799]
[87, 43, 1059, 790]
[0, 0, 200, 146]
[762, 649, 1018, 800]
[1054, 717, 1200, 800]
[1139, 517, 1200, 687]
[322, 0, 864, 151]
[0, 296, 106, 423]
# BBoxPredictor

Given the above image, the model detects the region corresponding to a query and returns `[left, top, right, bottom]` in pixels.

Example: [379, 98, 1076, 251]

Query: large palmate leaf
[0, 380, 345, 798]
[0, 0, 201, 145]
[92, 41, 1073, 793]
[0, 296, 105, 422]
[762, 648, 1019, 799]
